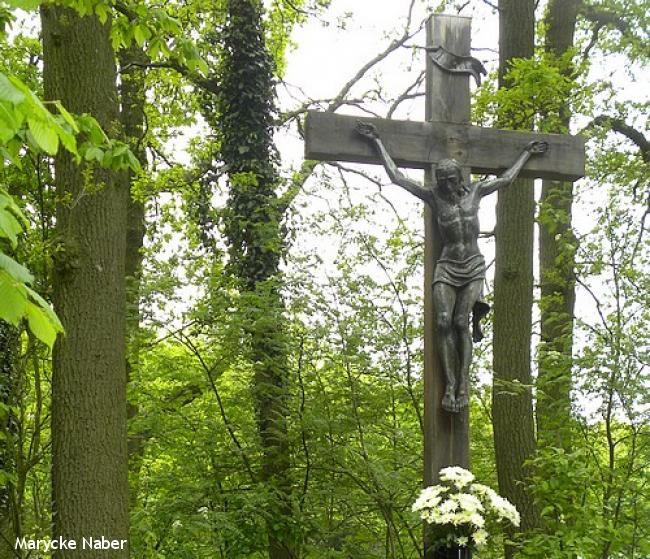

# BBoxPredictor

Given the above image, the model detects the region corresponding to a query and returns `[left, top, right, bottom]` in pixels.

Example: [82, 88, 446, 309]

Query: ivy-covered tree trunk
[493, 1, 540, 555]
[41, 7, 129, 557]
[536, 0, 580, 451]
[215, 1, 296, 558]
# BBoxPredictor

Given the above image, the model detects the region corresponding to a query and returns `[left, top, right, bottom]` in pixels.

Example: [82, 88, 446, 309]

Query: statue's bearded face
[435, 164, 463, 195]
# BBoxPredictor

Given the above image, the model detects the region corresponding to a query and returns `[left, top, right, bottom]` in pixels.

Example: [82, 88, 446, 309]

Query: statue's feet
[455, 388, 469, 411]
[442, 386, 457, 413]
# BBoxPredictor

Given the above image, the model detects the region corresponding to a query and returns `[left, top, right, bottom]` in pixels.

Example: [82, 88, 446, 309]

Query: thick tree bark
[41, 7, 129, 557]
[537, 0, 580, 451]
[493, 1, 540, 555]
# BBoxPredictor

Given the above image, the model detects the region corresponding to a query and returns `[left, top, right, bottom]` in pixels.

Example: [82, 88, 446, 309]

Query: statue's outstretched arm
[479, 141, 548, 197]
[356, 121, 432, 203]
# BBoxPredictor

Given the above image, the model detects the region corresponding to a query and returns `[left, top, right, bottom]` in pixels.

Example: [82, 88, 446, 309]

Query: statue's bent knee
[453, 313, 470, 332]
[436, 311, 452, 332]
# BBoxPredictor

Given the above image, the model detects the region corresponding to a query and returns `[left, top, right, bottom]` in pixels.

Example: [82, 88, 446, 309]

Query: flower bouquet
[412, 467, 520, 555]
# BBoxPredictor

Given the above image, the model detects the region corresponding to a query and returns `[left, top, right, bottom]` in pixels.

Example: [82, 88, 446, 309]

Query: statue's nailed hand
[525, 140, 549, 155]
[356, 120, 379, 140]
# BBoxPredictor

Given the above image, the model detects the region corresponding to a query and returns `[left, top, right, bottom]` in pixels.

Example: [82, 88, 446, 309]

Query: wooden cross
[304, 14, 584, 556]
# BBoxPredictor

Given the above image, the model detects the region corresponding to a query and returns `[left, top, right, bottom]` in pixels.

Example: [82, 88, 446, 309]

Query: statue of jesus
[356, 121, 548, 413]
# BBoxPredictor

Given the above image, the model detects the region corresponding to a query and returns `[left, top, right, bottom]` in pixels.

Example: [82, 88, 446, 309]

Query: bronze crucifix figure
[356, 121, 548, 412]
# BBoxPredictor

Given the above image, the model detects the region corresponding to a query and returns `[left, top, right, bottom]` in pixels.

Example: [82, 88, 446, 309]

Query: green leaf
[95, 2, 110, 24]
[79, 114, 109, 144]
[0, 207, 23, 248]
[0, 140, 23, 167]
[58, 126, 78, 154]
[134, 24, 149, 47]
[0, 73, 25, 104]
[126, 150, 141, 172]
[0, 270, 27, 325]
[0, 188, 27, 225]
[197, 58, 209, 77]
[25, 285, 63, 332]
[0, 252, 34, 284]
[27, 117, 59, 155]
[26, 302, 58, 348]
[54, 101, 79, 133]
[102, 149, 114, 167]
[4, 0, 41, 10]
[84, 146, 104, 162]
[0, 101, 22, 141]
[112, 144, 128, 157]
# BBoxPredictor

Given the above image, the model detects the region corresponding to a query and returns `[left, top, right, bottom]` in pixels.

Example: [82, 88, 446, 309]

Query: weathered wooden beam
[424, 12, 471, 492]
[304, 110, 585, 182]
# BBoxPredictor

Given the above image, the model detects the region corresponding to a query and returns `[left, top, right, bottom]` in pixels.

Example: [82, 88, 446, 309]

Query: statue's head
[435, 158, 463, 195]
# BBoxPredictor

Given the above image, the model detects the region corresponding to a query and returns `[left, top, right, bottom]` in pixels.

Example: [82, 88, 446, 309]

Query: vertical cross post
[423, 14, 472, 559]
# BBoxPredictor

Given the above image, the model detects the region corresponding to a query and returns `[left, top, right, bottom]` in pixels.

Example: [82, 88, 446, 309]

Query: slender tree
[536, 0, 581, 451]
[213, 1, 296, 557]
[493, 0, 540, 554]
[118, 45, 149, 506]
[41, 6, 129, 556]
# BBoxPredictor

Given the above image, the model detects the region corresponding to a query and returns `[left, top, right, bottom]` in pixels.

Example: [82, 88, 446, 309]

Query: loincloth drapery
[433, 253, 490, 342]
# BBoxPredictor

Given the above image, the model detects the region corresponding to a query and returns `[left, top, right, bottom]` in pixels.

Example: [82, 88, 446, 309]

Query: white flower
[412, 485, 446, 512]
[473, 529, 488, 547]
[436, 512, 455, 525]
[412, 473, 520, 544]
[439, 499, 458, 514]
[439, 467, 475, 487]
[172, 520, 183, 529]
[472, 483, 499, 501]
[469, 513, 485, 528]
[455, 492, 483, 513]
[488, 494, 520, 527]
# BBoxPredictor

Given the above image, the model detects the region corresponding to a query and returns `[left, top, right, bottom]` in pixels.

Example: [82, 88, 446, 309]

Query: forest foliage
[0, 0, 648, 558]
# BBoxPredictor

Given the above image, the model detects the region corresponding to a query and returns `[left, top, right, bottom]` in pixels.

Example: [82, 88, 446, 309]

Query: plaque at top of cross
[303, 12, 585, 521]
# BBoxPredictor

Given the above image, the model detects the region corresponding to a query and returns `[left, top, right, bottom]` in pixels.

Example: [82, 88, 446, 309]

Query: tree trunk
[215, 1, 296, 557]
[41, 7, 129, 557]
[118, 45, 148, 508]
[536, 0, 580, 451]
[493, 1, 540, 555]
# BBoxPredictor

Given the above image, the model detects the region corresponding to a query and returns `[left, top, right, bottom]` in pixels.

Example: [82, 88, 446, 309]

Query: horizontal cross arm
[304, 111, 585, 182]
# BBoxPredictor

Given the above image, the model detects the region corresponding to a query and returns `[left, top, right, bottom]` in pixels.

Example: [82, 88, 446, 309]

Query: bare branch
[575, 276, 615, 342]
[581, 22, 604, 62]
[583, 116, 650, 163]
[178, 334, 256, 481]
[387, 70, 425, 119]
[278, 98, 366, 126]
[282, 0, 309, 16]
[280, 9, 429, 208]
[326, 16, 427, 112]
[120, 60, 219, 95]
[581, 6, 629, 35]
[631, 192, 650, 260]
